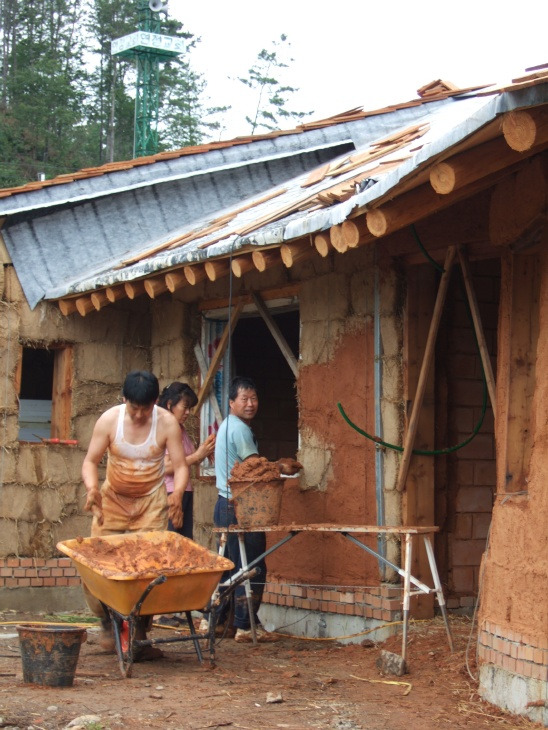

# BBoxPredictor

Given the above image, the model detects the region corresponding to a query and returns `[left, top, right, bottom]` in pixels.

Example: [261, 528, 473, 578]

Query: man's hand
[276, 458, 303, 476]
[168, 492, 184, 529]
[84, 487, 104, 526]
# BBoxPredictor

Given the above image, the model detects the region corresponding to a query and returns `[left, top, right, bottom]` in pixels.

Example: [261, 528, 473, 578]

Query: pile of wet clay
[69, 534, 221, 579]
[229, 455, 281, 483]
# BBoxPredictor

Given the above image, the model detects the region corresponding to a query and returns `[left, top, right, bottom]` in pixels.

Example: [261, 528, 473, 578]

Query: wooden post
[457, 248, 497, 413]
[502, 108, 548, 152]
[231, 256, 255, 278]
[280, 242, 313, 268]
[144, 277, 168, 298]
[252, 249, 281, 272]
[329, 224, 348, 253]
[124, 281, 145, 299]
[251, 291, 298, 377]
[165, 270, 187, 293]
[58, 299, 77, 316]
[184, 266, 207, 285]
[105, 285, 126, 303]
[75, 297, 95, 316]
[314, 232, 331, 257]
[402, 264, 437, 618]
[90, 290, 109, 311]
[397, 245, 457, 492]
[205, 260, 230, 282]
[194, 301, 244, 413]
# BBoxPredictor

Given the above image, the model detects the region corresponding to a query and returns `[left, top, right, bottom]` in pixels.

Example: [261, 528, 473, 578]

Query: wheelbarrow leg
[110, 611, 135, 678]
[184, 611, 204, 663]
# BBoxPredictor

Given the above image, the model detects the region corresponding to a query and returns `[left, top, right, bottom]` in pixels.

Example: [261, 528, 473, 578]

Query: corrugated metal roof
[2, 70, 548, 309]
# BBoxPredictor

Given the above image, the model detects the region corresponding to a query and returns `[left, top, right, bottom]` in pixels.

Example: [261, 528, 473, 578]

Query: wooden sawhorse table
[213, 524, 453, 663]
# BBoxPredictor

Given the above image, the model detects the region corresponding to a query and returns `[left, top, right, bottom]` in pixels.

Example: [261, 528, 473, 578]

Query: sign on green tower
[111, 1, 185, 158]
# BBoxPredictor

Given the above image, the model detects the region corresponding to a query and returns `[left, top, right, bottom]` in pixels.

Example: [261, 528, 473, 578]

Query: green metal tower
[111, 1, 185, 158]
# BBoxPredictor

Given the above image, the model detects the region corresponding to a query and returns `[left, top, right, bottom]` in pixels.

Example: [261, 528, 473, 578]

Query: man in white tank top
[81, 370, 189, 658]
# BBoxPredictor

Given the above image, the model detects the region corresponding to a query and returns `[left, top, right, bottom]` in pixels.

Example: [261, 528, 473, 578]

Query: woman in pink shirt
[159, 382, 216, 540]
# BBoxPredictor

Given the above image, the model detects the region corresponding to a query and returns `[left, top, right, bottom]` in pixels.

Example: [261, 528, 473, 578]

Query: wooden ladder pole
[194, 301, 244, 413]
[396, 245, 457, 492]
[194, 343, 224, 425]
[457, 247, 497, 414]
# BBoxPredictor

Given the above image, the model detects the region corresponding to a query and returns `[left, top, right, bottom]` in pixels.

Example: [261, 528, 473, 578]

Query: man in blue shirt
[213, 376, 267, 642]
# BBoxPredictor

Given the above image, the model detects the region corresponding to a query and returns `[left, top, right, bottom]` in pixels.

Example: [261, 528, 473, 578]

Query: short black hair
[158, 381, 198, 411]
[122, 370, 159, 405]
[229, 376, 257, 401]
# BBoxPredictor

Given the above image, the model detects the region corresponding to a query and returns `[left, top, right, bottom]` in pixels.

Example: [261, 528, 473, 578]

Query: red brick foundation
[263, 580, 402, 622]
[0, 557, 81, 589]
[478, 620, 548, 682]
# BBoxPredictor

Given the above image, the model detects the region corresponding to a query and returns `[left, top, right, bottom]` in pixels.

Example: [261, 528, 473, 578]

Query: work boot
[234, 626, 277, 643]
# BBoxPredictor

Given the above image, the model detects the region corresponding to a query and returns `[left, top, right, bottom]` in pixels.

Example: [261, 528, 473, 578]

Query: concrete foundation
[259, 603, 398, 645]
[0, 586, 87, 614]
[479, 664, 548, 726]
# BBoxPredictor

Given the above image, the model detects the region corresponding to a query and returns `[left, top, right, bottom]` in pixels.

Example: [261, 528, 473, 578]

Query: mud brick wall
[267, 247, 404, 589]
[0, 265, 151, 560]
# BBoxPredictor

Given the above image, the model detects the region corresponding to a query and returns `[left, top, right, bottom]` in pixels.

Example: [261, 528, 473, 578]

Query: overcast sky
[167, 0, 547, 138]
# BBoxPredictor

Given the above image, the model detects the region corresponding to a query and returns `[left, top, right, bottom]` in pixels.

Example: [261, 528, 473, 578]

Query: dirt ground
[0, 611, 542, 730]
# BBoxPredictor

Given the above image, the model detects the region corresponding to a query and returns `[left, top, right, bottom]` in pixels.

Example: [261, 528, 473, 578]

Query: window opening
[17, 345, 73, 442]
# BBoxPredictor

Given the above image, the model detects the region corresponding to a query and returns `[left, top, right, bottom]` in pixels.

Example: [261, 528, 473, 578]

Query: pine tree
[0, 0, 89, 186]
[238, 34, 313, 135]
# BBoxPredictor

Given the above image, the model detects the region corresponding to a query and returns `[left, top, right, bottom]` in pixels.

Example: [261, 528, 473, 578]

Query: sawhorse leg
[237, 534, 258, 645]
[401, 533, 412, 664]
[423, 534, 454, 652]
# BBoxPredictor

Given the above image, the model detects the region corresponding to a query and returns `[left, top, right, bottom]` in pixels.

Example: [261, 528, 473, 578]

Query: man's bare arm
[82, 410, 114, 525]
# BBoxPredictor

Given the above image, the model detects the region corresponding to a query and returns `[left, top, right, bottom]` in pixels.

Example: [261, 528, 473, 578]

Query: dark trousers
[168, 491, 194, 540]
[213, 496, 266, 630]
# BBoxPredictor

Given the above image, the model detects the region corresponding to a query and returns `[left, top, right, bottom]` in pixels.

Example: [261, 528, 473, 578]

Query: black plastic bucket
[16, 624, 87, 687]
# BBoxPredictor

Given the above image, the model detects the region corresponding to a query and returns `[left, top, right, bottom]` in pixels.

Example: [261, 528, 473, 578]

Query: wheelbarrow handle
[211, 567, 258, 609]
[131, 575, 167, 618]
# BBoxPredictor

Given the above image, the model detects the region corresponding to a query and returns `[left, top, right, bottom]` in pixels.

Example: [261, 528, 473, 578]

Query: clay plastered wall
[269, 247, 404, 586]
[0, 266, 150, 558]
[480, 249, 548, 643]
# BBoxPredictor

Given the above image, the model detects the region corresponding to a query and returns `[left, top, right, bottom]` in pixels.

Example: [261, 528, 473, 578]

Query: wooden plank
[397, 245, 457, 492]
[194, 301, 244, 413]
[51, 346, 73, 439]
[198, 283, 300, 312]
[251, 291, 298, 378]
[504, 251, 540, 491]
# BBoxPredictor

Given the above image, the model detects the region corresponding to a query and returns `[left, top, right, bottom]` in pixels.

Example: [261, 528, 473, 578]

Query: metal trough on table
[57, 531, 235, 677]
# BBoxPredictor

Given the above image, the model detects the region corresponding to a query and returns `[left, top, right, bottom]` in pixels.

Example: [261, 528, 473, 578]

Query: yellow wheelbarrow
[57, 531, 242, 677]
